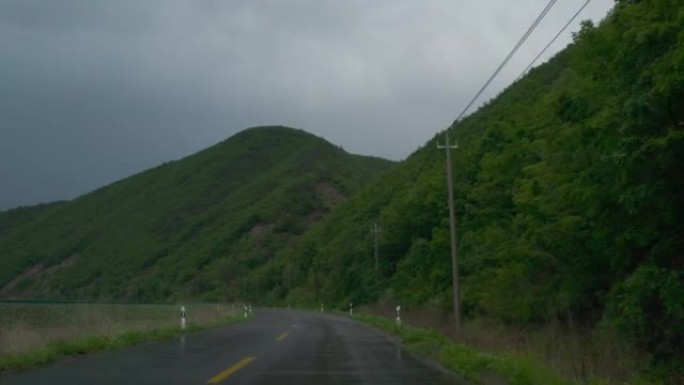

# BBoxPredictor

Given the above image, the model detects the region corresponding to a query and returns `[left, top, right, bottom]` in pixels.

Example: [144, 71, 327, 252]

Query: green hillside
[0, 126, 394, 302]
[1, 0, 682, 380]
[262, 0, 683, 373]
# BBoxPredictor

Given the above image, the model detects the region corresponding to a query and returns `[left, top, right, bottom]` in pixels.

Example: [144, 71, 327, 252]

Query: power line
[452, 0, 559, 125]
[516, 0, 592, 81]
[438, 0, 559, 336]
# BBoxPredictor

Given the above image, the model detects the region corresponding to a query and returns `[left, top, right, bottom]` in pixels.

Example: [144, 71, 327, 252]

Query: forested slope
[269, 0, 683, 368]
[0, 126, 394, 302]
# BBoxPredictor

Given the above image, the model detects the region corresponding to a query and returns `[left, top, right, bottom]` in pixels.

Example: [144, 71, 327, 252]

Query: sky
[0, 0, 614, 211]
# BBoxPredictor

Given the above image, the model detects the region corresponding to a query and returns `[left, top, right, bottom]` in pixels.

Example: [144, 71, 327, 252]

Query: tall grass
[0, 302, 236, 355]
[360, 303, 651, 385]
[0, 302, 240, 371]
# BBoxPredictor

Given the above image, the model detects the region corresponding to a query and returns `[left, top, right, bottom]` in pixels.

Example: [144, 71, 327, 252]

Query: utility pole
[314, 264, 319, 303]
[370, 222, 382, 275]
[287, 263, 292, 306]
[243, 277, 247, 303]
[254, 279, 259, 305]
[437, 129, 461, 335]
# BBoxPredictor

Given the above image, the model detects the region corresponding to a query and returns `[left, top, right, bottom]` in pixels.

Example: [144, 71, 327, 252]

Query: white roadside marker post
[180, 306, 187, 330]
[396, 305, 401, 327]
[320, 304, 324, 313]
[243, 304, 248, 318]
[349, 303, 353, 316]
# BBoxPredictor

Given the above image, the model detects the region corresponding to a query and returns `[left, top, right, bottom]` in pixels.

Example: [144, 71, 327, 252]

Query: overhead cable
[452, 0, 559, 125]
[516, 0, 592, 81]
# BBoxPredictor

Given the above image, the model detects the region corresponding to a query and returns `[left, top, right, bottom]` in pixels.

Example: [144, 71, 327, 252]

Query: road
[0, 309, 465, 385]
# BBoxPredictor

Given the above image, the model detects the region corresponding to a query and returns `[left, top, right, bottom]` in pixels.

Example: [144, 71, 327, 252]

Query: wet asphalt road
[0, 309, 465, 385]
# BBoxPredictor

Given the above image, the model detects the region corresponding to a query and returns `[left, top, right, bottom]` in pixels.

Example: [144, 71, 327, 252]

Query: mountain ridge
[0, 125, 395, 301]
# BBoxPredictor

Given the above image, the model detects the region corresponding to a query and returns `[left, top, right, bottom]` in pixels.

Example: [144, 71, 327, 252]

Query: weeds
[0, 302, 242, 372]
[352, 312, 657, 385]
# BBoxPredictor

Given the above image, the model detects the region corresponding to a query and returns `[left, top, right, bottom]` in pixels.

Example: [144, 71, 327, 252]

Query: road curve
[0, 309, 465, 385]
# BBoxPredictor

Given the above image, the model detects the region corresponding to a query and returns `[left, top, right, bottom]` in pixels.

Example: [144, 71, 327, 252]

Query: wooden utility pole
[314, 265, 319, 303]
[287, 263, 292, 306]
[370, 222, 382, 275]
[288, 264, 292, 294]
[437, 130, 461, 335]
[197, 275, 202, 297]
[254, 279, 259, 304]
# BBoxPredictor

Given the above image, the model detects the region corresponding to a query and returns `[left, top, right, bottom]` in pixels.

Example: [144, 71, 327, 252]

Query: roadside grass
[350, 312, 660, 385]
[0, 303, 245, 373]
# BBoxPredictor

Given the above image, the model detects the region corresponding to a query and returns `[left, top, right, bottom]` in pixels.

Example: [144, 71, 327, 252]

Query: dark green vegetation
[0, 126, 394, 302]
[265, 0, 682, 380]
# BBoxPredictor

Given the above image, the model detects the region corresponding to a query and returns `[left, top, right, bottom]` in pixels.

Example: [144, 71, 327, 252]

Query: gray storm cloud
[0, 0, 614, 210]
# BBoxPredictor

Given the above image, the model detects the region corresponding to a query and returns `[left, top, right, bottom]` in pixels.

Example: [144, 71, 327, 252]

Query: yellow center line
[207, 356, 255, 384]
[275, 332, 289, 342]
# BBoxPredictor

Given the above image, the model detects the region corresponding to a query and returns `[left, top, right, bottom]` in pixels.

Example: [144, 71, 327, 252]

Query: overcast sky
[0, 0, 614, 211]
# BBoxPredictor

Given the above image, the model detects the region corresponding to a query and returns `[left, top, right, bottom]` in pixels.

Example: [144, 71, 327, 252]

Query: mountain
[2, 0, 681, 377]
[0, 126, 395, 301]
[270, 0, 683, 368]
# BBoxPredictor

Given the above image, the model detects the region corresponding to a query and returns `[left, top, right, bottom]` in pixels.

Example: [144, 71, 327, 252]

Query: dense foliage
[265, 0, 683, 372]
[0, 126, 394, 302]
